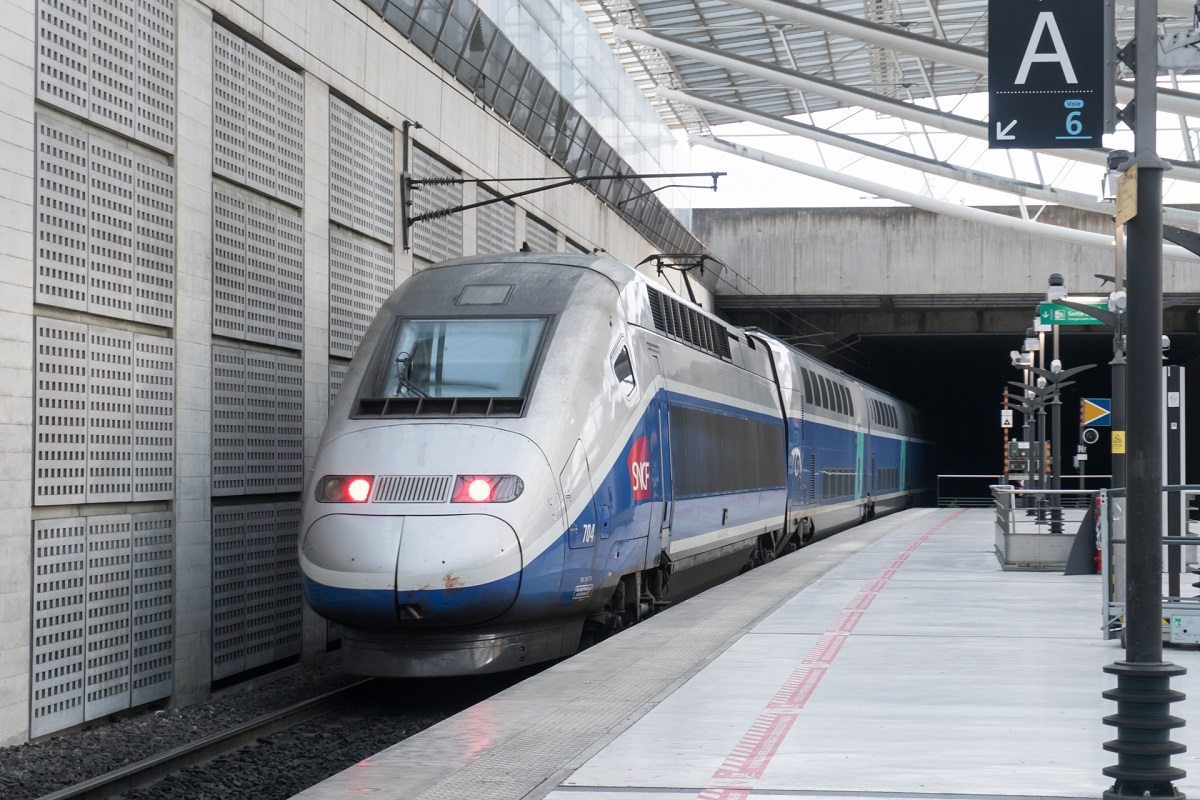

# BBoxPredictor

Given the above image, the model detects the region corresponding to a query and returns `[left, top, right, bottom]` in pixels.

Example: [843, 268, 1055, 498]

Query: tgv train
[300, 253, 929, 676]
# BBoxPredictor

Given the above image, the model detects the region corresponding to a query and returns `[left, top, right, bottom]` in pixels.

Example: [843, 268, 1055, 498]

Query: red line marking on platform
[698, 511, 965, 799]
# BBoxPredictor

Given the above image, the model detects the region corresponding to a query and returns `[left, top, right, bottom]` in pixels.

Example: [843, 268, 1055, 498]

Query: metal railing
[937, 473, 1112, 508]
[991, 486, 1094, 535]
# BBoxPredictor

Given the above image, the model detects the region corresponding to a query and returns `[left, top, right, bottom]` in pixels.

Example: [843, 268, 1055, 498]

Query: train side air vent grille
[355, 396, 526, 418]
[374, 475, 453, 503]
[646, 286, 732, 361]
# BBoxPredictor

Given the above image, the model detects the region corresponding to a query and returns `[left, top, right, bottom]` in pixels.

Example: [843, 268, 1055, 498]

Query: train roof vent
[646, 286, 732, 361]
[354, 396, 526, 418]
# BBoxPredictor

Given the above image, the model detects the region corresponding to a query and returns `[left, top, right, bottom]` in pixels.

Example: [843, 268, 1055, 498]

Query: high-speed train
[300, 253, 929, 676]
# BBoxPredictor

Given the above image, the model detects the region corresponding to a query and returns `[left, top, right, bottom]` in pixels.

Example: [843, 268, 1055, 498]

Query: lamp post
[1027, 361, 1096, 533]
[1101, 1, 1186, 795]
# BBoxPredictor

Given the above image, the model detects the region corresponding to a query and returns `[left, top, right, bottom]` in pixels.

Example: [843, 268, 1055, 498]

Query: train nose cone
[301, 513, 522, 627]
[394, 514, 521, 625]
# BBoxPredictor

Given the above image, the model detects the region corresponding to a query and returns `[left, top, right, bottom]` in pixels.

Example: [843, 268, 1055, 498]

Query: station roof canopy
[578, 0, 1200, 254]
[581, 0, 997, 131]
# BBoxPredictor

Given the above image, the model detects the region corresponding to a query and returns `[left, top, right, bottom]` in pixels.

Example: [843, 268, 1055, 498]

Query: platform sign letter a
[988, 0, 1104, 150]
[1015, 13, 1077, 84]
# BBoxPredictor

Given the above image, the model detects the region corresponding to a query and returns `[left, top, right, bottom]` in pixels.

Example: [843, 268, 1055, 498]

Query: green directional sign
[1039, 301, 1105, 326]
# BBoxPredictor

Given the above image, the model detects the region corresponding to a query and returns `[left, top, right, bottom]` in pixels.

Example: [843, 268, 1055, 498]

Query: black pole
[1051, 385, 1063, 532]
[1102, 0, 1186, 794]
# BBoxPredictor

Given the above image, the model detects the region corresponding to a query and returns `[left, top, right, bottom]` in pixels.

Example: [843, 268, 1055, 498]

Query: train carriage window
[801, 369, 814, 405]
[612, 345, 636, 396]
[818, 375, 830, 410]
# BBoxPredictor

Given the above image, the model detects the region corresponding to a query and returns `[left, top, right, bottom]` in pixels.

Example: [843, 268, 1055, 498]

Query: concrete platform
[293, 508, 1200, 800]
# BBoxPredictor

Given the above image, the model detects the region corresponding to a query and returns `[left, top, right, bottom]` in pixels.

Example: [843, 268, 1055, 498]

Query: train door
[646, 354, 673, 568]
[558, 439, 602, 602]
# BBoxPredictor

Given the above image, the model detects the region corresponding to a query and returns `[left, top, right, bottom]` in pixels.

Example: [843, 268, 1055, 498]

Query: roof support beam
[717, 0, 1200, 118]
[665, 87, 1200, 226]
[616, 24, 1200, 183]
[692, 134, 1200, 261]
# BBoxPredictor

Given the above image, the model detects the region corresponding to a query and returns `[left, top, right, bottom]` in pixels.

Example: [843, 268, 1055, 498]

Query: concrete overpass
[695, 206, 1200, 344]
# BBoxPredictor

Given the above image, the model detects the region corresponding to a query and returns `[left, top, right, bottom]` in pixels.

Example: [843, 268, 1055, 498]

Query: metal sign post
[988, 0, 1109, 149]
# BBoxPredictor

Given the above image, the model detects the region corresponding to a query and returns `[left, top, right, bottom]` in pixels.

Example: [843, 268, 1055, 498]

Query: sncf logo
[628, 436, 651, 501]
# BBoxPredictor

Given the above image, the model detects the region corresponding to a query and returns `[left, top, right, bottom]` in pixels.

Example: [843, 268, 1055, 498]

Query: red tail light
[451, 475, 524, 503]
[316, 475, 375, 503]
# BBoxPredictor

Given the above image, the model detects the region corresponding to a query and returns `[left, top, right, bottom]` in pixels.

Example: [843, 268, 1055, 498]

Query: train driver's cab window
[613, 345, 636, 397]
[377, 317, 546, 398]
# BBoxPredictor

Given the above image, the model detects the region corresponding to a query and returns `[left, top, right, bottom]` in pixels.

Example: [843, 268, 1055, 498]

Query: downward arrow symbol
[996, 120, 1017, 140]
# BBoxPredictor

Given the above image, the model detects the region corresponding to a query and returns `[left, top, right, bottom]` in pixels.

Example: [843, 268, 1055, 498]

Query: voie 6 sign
[988, 0, 1106, 149]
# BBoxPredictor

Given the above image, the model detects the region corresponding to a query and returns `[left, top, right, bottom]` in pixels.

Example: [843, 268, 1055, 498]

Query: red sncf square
[628, 436, 651, 501]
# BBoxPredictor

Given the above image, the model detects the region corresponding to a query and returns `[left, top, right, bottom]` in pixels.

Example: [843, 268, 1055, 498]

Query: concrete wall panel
[0, 0, 34, 748]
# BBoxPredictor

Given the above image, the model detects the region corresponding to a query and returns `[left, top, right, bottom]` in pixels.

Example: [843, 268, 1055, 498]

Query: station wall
[0, 0, 702, 744]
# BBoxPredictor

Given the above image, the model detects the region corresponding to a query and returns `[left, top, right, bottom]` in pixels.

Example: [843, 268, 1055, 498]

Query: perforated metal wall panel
[134, 0, 175, 150]
[275, 356, 304, 493]
[133, 154, 175, 325]
[35, 114, 176, 324]
[212, 183, 247, 339]
[329, 361, 348, 410]
[273, 502, 302, 661]
[244, 45, 278, 201]
[212, 181, 303, 348]
[211, 502, 302, 679]
[242, 504, 276, 669]
[244, 202, 277, 345]
[84, 514, 132, 721]
[87, 328, 134, 503]
[37, 0, 175, 150]
[275, 210, 304, 350]
[410, 148, 462, 263]
[35, 319, 89, 505]
[525, 215, 558, 253]
[244, 352, 276, 495]
[211, 505, 246, 680]
[275, 64, 305, 207]
[35, 116, 89, 311]
[211, 26, 303, 205]
[211, 347, 246, 496]
[212, 349, 303, 495]
[130, 511, 172, 704]
[329, 227, 394, 359]
[132, 335, 174, 501]
[329, 97, 394, 244]
[475, 190, 516, 255]
[88, 135, 136, 319]
[88, 0, 137, 139]
[31, 517, 87, 737]
[37, 0, 90, 117]
[212, 26, 247, 183]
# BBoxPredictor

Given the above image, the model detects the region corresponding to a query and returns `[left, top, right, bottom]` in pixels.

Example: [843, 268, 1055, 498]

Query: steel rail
[34, 679, 374, 800]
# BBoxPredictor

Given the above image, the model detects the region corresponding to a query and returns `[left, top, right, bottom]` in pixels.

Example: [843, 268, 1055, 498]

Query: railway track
[34, 679, 375, 800]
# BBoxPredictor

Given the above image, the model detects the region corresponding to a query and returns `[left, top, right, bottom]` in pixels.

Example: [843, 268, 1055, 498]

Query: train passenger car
[299, 253, 927, 677]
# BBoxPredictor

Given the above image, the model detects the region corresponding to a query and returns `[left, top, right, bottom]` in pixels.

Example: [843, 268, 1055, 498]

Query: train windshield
[376, 317, 546, 399]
